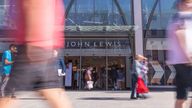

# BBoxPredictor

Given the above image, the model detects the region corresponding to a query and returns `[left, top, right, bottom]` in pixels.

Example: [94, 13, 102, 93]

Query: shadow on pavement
[17, 98, 45, 100]
[78, 97, 141, 101]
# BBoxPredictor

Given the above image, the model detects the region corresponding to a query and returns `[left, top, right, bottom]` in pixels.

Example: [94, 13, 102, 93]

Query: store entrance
[64, 56, 127, 90]
[82, 56, 126, 90]
[82, 56, 106, 90]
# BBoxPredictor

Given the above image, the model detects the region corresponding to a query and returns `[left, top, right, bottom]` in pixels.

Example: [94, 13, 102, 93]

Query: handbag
[136, 77, 149, 93]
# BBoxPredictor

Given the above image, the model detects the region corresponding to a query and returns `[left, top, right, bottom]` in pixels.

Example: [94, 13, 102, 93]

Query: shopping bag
[87, 81, 93, 89]
[136, 77, 149, 93]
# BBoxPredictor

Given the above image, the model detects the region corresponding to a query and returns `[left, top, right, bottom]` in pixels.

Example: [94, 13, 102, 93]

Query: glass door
[81, 56, 106, 90]
[108, 57, 126, 90]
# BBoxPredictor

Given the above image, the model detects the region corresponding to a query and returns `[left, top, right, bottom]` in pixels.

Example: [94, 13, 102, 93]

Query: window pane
[65, 0, 133, 26]
[95, 0, 112, 25]
[63, 0, 70, 9]
[142, 0, 177, 30]
[76, 0, 94, 25]
[118, 0, 132, 25]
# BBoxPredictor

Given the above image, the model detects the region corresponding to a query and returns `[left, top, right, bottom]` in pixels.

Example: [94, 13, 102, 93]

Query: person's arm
[60, 58, 66, 73]
[3, 52, 14, 65]
[175, 28, 192, 62]
[88, 71, 92, 81]
[4, 59, 14, 65]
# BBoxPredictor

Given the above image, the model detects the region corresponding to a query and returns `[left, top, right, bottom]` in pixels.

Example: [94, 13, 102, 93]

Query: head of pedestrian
[136, 54, 146, 61]
[177, 0, 192, 11]
[9, 44, 17, 53]
[88, 66, 93, 71]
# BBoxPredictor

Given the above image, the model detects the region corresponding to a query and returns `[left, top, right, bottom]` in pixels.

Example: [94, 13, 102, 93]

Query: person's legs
[175, 99, 185, 108]
[1, 76, 9, 97]
[174, 64, 191, 108]
[130, 73, 138, 99]
[39, 88, 72, 108]
[190, 99, 192, 108]
[0, 97, 17, 108]
[174, 83, 187, 108]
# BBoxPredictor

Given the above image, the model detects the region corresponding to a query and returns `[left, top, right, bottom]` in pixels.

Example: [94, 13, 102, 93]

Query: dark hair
[178, 0, 192, 3]
[9, 44, 16, 49]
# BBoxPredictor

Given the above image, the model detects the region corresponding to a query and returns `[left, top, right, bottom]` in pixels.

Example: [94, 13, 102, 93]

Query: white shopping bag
[58, 69, 65, 76]
[87, 81, 93, 89]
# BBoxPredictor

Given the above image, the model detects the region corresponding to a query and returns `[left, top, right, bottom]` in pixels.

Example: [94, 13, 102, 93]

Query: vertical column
[133, 0, 143, 55]
[106, 56, 108, 90]
[126, 56, 131, 88]
[79, 56, 82, 90]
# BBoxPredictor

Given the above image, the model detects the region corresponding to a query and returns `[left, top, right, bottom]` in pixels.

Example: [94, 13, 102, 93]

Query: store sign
[146, 38, 167, 50]
[65, 39, 129, 49]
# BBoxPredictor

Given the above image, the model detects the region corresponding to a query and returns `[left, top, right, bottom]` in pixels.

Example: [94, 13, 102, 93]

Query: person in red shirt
[0, 0, 72, 108]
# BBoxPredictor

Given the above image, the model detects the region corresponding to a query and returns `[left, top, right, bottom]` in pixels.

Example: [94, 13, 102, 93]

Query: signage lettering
[66, 40, 127, 49]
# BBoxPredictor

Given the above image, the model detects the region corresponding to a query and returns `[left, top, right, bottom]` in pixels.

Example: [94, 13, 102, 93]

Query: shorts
[174, 64, 192, 100]
[5, 45, 63, 95]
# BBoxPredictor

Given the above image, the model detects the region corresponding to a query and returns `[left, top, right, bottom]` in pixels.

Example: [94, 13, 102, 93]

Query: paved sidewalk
[3, 91, 192, 108]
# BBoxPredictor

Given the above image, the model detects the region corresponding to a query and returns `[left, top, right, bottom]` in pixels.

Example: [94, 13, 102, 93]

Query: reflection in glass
[142, 0, 177, 30]
[65, 0, 132, 26]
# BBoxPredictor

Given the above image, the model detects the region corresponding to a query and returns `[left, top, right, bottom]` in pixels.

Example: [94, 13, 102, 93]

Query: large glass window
[63, 0, 70, 9]
[94, 0, 112, 25]
[0, 0, 5, 5]
[64, 0, 133, 26]
[76, 0, 94, 25]
[118, 0, 132, 25]
[0, 0, 17, 29]
[0, 0, 6, 28]
[142, 0, 177, 30]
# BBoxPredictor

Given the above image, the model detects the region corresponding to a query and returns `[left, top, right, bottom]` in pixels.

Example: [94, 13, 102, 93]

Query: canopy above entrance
[64, 49, 131, 56]
[65, 25, 137, 33]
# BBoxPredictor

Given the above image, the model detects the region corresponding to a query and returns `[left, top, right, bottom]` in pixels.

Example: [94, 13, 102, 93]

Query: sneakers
[130, 97, 137, 100]
[11, 95, 16, 98]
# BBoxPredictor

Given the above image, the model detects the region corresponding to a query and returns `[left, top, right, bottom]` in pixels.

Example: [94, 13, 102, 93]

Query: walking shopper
[141, 58, 148, 86]
[0, 0, 72, 108]
[84, 67, 93, 90]
[167, 0, 192, 108]
[0, 44, 17, 97]
[130, 55, 149, 99]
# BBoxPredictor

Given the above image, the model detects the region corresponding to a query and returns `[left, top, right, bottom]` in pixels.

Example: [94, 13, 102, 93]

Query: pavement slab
[3, 91, 192, 108]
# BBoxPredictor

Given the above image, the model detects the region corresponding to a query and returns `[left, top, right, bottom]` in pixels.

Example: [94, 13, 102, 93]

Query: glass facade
[64, 0, 132, 26]
[0, 0, 17, 29]
[142, 0, 177, 85]
[142, 0, 177, 30]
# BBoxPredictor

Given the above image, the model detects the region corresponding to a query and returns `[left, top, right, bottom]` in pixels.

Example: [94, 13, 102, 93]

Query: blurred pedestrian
[84, 67, 93, 90]
[167, 0, 192, 108]
[130, 54, 149, 99]
[0, 0, 72, 108]
[116, 68, 125, 90]
[0, 44, 17, 97]
[141, 58, 149, 87]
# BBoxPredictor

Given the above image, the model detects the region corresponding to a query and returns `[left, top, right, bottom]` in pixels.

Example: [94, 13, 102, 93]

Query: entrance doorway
[82, 56, 106, 90]
[108, 57, 126, 90]
[64, 56, 127, 90]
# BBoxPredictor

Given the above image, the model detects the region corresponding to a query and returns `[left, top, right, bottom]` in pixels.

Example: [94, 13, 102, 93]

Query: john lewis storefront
[63, 26, 134, 90]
